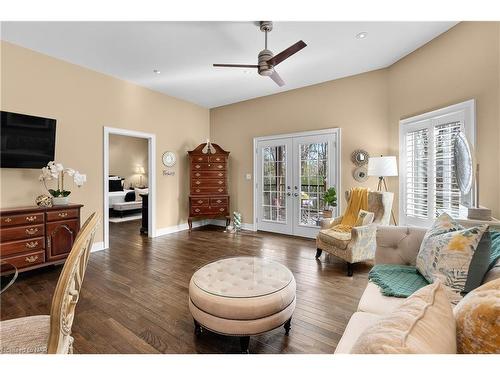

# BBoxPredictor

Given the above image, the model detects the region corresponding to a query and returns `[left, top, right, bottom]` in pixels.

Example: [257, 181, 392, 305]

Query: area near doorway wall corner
[253, 128, 341, 238]
[103, 126, 157, 250]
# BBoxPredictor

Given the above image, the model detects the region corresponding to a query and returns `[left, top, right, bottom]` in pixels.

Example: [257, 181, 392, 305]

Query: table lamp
[135, 165, 146, 187]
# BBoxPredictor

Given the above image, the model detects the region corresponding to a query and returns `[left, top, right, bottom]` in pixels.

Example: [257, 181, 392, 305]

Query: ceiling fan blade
[266, 40, 307, 67]
[269, 70, 285, 87]
[213, 64, 258, 68]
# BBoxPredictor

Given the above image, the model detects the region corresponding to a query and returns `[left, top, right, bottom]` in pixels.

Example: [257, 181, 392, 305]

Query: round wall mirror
[351, 149, 370, 166]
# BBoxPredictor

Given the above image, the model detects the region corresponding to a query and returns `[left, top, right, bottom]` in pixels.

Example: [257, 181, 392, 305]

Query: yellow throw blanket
[332, 187, 369, 233]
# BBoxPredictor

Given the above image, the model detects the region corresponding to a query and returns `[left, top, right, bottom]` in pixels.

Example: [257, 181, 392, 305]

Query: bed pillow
[416, 213, 489, 298]
[134, 188, 148, 201]
[124, 191, 136, 202]
[109, 179, 123, 192]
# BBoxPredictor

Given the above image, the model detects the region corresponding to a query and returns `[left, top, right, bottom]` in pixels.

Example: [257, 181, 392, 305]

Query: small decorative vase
[233, 211, 242, 231]
[52, 196, 69, 206]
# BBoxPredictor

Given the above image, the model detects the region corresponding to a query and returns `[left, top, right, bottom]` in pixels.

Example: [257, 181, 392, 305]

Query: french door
[255, 130, 340, 238]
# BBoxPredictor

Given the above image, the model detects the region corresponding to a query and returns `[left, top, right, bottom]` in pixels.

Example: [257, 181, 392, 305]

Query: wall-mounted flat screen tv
[1, 111, 56, 169]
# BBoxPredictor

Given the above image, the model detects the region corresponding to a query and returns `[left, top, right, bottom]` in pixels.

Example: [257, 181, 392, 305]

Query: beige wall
[0, 41, 210, 243]
[109, 134, 148, 189]
[210, 69, 390, 223]
[211, 22, 500, 223]
[388, 22, 500, 218]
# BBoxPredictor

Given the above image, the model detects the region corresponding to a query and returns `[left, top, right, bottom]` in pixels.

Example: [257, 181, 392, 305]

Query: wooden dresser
[188, 143, 230, 230]
[0, 204, 83, 273]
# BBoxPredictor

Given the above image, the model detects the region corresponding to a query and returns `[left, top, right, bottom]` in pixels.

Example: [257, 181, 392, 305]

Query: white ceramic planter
[52, 196, 69, 206]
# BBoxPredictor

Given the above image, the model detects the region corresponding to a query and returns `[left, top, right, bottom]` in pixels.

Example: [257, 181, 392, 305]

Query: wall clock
[162, 151, 176, 167]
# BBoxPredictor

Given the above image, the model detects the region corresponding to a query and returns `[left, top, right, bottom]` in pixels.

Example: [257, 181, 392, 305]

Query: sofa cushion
[357, 282, 406, 315]
[334, 312, 381, 354]
[0, 315, 49, 354]
[317, 229, 350, 248]
[351, 281, 456, 354]
[454, 278, 500, 354]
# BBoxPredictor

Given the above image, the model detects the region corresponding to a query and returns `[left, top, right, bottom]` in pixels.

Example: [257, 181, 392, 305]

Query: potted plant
[39, 161, 87, 205]
[323, 187, 337, 218]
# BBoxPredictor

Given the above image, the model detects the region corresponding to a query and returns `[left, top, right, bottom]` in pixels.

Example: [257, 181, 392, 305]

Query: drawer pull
[195, 189, 200, 193]
[195, 208, 200, 213]
[217, 165, 223, 169]
[25, 228, 39, 235]
[25, 255, 39, 263]
[195, 165, 201, 169]
[195, 181, 201, 185]
[26, 216, 37, 222]
[197, 200, 204, 204]
[58, 212, 68, 218]
[216, 200, 222, 204]
[218, 181, 223, 185]
[218, 188, 223, 192]
[197, 157, 203, 161]
[215, 157, 221, 161]
[25, 241, 39, 249]
[219, 208, 225, 212]
[218, 173, 223, 177]
[195, 173, 201, 177]
[4, 217, 12, 223]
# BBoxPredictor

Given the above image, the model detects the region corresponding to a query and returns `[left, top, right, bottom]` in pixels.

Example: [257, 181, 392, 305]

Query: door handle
[286, 192, 291, 196]
[293, 193, 299, 197]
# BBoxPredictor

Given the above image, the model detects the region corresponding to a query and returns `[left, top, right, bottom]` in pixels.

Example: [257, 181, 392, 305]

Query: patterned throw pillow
[416, 213, 488, 299]
[355, 209, 374, 227]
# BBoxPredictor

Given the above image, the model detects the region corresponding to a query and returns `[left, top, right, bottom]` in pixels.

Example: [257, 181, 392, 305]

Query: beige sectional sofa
[335, 225, 500, 354]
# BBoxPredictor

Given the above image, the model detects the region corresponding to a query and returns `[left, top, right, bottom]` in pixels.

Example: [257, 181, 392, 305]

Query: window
[399, 100, 475, 227]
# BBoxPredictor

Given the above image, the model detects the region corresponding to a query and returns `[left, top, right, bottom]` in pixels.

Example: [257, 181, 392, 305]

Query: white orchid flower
[55, 163, 64, 172]
[65, 168, 75, 176]
[73, 172, 87, 187]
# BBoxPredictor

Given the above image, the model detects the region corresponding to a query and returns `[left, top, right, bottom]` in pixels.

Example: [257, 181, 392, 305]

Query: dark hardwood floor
[1, 220, 371, 354]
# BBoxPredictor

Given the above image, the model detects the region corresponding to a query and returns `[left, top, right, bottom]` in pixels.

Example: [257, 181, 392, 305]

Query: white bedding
[109, 189, 134, 206]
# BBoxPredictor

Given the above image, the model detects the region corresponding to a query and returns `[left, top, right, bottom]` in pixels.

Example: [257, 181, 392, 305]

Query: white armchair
[315, 191, 394, 276]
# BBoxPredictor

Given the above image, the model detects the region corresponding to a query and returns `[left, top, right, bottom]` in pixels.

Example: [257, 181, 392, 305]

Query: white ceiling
[1, 21, 457, 108]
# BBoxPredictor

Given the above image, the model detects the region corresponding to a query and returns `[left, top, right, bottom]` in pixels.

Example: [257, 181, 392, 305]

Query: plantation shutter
[399, 100, 475, 227]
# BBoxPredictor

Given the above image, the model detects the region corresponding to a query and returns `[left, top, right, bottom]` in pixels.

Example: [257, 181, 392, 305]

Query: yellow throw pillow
[351, 280, 456, 354]
[454, 278, 500, 354]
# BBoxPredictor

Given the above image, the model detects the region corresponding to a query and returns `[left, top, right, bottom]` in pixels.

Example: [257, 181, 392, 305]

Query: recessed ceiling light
[356, 32, 368, 40]
[153, 69, 161, 74]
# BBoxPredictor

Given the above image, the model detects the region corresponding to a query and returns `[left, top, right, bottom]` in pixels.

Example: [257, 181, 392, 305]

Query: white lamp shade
[135, 166, 145, 174]
[368, 156, 398, 177]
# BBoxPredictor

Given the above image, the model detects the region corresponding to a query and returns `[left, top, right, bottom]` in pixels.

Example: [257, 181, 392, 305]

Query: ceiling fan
[213, 21, 307, 87]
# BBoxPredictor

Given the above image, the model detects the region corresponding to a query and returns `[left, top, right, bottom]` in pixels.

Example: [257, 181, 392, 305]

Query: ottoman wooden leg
[240, 336, 250, 354]
[347, 262, 353, 277]
[284, 317, 292, 336]
[194, 319, 202, 337]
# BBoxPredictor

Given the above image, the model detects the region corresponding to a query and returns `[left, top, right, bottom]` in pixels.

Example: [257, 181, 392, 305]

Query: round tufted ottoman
[189, 256, 296, 353]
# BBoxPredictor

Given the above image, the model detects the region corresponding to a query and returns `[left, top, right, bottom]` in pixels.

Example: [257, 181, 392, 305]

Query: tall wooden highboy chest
[188, 143, 230, 231]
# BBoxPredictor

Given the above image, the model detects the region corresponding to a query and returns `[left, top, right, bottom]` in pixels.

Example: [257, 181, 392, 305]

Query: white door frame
[253, 128, 342, 237]
[103, 126, 156, 249]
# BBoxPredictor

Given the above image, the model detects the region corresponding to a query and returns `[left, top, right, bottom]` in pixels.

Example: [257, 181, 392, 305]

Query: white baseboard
[91, 241, 106, 253]
[155, 220, 208, 237]
[206, 219, 256, 231]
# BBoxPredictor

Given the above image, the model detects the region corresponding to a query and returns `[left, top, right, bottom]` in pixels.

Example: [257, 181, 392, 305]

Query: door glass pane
[299, 142, 328, 227]
[262, 145, 286, 223]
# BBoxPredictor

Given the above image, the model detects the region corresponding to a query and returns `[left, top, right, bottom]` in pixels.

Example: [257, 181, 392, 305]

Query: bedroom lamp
[135, 165, 146, 187]
[368, 156, 398, 225]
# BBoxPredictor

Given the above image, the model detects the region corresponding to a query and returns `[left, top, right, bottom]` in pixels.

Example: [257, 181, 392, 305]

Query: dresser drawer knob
[195, 208, 200, 213]
[218, 188, 223, 192]
[25, 227, 39, 235]
[196, 189, 200, 193]
[215, 158, 221, 161]
[218, 173, 223, 177]
[198, 157, 203, 161]
[25, 255, 39, 263]
[25, 241, 39, 249]
[26, 216, 37, 222]
[195, 173, 201, 177]
[197, 200, 204, 204]
[218, 181, 223, 185]
[195, 181, 201, 185]
[195, 165, 201, 169]
[4, 217, 12, 223]
[217, 165, 223, 169]
[58, 212, 68, 218]
[216, 200, 222, 204]
[219, 208, 224, 212]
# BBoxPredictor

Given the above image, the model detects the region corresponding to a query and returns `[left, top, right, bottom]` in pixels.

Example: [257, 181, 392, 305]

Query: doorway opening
[103, 127, 156, 249]
[253, 129, 341, 238]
